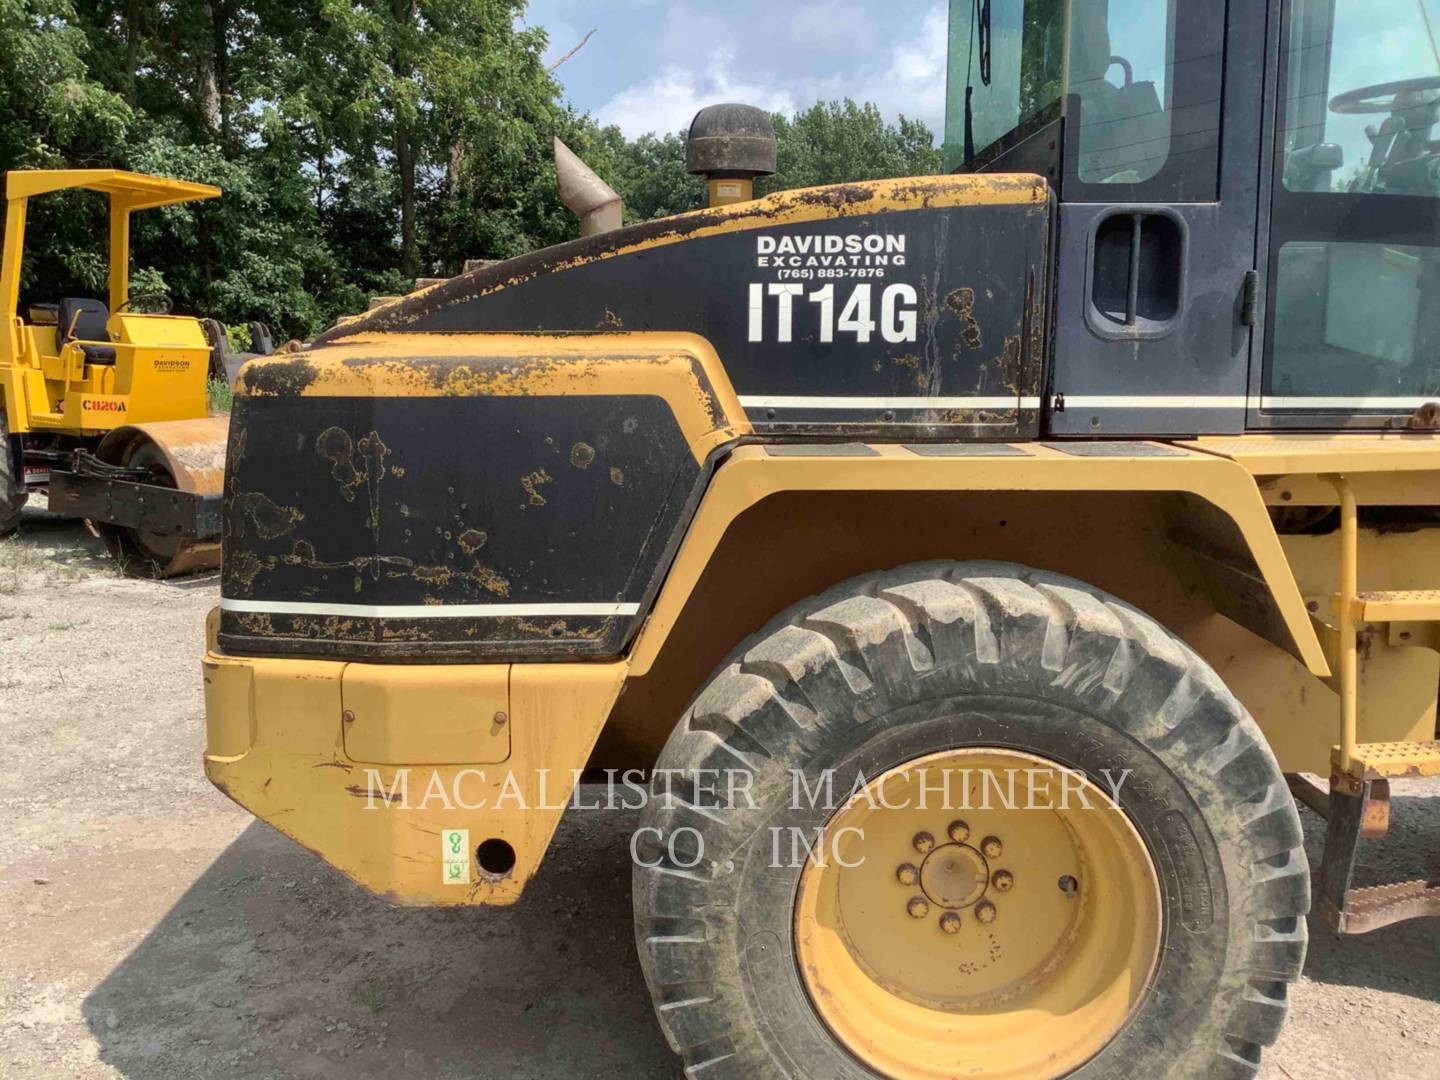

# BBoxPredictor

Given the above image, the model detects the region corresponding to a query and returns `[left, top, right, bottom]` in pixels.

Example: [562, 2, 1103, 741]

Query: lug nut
[907, 896, 930, 919]
[991, 869, 1014, 892]
[975, 900, 997, 924]
[946, 819, 971, 843]
[980, 836, 1003, 859]
[896, 863, 919, 886]
[912, 831, 935, 855]
[939, 911, 962, 935]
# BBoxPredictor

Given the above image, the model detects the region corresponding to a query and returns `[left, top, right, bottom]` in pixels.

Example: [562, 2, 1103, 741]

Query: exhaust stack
[686, 104, 777, 207]
[555, 138, 622, 236]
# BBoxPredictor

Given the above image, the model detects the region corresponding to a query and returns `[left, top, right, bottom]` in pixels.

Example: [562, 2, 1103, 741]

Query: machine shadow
[5, 507, 218, 586]
[1296, 791, 1440, 999]
[6, 505, 109, 563]
[81, 804, 680, 1079]
[73, 775, 1437, 1078]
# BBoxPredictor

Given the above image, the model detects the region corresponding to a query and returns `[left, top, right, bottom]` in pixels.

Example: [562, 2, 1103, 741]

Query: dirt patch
[0, 503, 1437, 1079]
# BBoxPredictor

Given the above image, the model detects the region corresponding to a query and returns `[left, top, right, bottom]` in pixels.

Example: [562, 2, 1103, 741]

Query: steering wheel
[1330, 76, 1440, 114]
[114, 291, 173, 314]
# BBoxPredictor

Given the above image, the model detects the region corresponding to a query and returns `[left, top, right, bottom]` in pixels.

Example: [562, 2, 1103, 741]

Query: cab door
[1249, 0, 1440, 430]
[1047, 0, 1267, 436]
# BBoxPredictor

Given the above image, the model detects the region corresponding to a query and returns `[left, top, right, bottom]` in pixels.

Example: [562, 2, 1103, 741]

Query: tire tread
[635, 560, 1308, 1078]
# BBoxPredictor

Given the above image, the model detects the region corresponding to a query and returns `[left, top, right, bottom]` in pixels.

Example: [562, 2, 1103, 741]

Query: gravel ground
[2, 504, 1438, 1079]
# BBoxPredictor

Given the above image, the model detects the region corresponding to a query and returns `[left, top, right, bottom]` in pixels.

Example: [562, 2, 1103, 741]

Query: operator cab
[947, 0, 1440, 434]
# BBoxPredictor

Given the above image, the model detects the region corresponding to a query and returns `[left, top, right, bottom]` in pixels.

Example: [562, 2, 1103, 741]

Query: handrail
[1326, 473, 1359, 774]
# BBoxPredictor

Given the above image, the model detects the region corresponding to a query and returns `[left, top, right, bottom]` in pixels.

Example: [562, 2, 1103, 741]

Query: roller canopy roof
[6, 169, 221, 209]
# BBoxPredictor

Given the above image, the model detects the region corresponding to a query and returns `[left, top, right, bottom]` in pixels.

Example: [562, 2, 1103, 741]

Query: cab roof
[6, 169, 221, 209]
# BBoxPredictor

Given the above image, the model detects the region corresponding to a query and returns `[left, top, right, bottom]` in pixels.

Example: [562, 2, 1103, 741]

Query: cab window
[944, 0, 1066, 169]
[1280, 0, 1440, 197]
[1264, 0, 1440, 409]
[946, 0, 1223, 201]
[1070, 0, 1176, 186]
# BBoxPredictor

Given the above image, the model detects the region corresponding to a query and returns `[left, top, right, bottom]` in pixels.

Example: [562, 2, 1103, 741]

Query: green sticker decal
[442, 828, 470, 885]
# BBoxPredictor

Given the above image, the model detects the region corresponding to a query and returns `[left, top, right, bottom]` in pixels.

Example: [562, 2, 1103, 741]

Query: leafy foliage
[0, 2, 942, 338]
[0, 0, 131, 171]
[207, 375, 233, 413]
[588, 127, 706, 221]
[586, 100, 943, 221]
[762, 100, 942, 194]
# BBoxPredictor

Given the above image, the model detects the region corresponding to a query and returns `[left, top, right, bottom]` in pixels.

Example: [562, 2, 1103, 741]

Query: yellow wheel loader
[203, 0, 1440, 1076]
[0, 169, 235, 575]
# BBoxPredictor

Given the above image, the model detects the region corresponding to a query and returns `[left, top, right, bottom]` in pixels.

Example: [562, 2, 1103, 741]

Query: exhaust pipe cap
[686, 104, 777, 178]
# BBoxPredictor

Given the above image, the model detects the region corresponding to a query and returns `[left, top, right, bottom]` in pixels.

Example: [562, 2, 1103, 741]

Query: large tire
[0, 412, 27, 537]
[633, 561, 1308, 1079]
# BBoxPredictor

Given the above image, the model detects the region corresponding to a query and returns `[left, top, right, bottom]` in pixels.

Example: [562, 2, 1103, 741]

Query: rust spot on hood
[225, 549, 273, 594]
[945, 288, 984, 351]
[316, 427, 365, 501]
[240, 355, 319, 397]
[521, 468, 552, 506]
[314, 426, 391, 567]
[233, 490, 303, 540]
[413, 564, 453, 586]
[467, 564, 510, 597]
[346, 783, 404, 803]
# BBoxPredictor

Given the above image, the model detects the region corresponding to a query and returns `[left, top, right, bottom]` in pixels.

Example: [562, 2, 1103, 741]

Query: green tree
[761, 99, 942, 195]
[423, 52, 574, 269]
[0, 0, 945, 338]
[125, 135, 334, 336]
[593, 101, 941, 225]
[0, 0, 132, 171]
[332, 0, 576, 275]
[0, 1, 133, 301]
[591, 126, 704, 221]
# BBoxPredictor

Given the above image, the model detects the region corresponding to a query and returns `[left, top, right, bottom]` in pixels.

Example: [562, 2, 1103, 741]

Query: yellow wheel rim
[794, 748, 1162, 1080]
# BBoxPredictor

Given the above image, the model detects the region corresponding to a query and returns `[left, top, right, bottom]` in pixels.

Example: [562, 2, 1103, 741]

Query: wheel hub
[918, 840, 989, 909]
[793, 747, 1162, 1080]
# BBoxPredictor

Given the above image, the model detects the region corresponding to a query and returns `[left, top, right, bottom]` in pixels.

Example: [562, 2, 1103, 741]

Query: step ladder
[1354, 590, 1440, 622]
[1308, 741, 1440, 933]
[1301, 477, 1440, 934]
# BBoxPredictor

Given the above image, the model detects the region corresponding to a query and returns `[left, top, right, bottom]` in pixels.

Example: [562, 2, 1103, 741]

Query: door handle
[1087, 209, 1186, 339]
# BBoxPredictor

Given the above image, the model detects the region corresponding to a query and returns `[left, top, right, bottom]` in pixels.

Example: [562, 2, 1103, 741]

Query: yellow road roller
[0, 169, 230, 575]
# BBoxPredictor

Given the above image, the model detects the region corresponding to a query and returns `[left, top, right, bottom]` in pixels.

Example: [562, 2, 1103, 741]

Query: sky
[521, 0, 952, 141]
[521, 0, 1440, 156]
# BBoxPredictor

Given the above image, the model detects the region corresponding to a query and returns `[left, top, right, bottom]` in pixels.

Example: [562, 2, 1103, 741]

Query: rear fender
[629, 443, 1324, 677]
[590, 443, 1328, 771]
